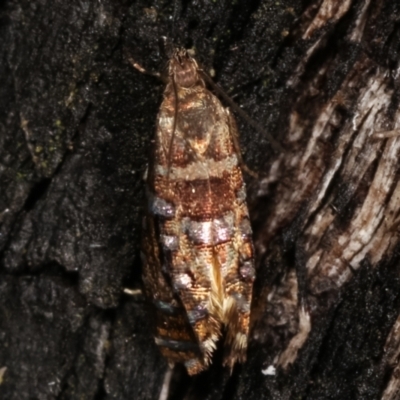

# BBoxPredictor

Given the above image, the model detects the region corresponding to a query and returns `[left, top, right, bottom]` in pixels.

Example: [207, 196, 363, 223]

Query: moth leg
[226, 110, 258, 178]
[123, 288, 142, 296]
[124, 49, 165, 82]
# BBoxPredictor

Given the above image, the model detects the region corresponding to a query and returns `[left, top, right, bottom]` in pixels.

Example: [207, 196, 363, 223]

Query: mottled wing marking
[142, 208, 203, 370]
[141, 49, 255, 375]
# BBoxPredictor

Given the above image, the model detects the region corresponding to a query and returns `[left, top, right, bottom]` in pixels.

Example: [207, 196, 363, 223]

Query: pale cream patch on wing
[155, 154, 238, 180]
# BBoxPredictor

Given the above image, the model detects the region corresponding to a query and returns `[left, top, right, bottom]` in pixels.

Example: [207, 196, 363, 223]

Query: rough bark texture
[1, 0, 400, 399]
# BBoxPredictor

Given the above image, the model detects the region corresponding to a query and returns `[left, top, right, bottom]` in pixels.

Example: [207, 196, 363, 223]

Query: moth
[141, 48, 255, 375]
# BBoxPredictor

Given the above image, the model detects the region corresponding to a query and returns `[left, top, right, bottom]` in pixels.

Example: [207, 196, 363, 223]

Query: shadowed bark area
[0, 1, 399, 399]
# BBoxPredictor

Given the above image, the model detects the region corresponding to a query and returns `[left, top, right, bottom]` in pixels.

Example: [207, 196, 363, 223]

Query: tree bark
[1, 0, 399, 399]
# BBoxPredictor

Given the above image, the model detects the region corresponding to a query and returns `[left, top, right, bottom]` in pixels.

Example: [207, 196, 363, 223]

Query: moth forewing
[141, 48, 255, 375]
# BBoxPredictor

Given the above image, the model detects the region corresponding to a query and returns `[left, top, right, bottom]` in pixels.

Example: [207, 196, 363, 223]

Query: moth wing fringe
[222, 296, 248, 372]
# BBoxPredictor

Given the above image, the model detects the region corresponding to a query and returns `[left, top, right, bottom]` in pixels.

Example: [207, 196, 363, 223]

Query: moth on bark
[141, 49, 255, 375]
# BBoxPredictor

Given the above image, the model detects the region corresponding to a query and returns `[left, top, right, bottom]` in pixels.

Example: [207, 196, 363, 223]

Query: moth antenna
[199, 70, 285, 153]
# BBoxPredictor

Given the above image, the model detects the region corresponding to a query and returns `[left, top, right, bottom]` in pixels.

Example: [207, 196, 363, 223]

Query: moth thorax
[170, 51, 200, 88]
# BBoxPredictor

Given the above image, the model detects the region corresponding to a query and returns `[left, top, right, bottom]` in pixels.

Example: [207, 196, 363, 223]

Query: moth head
[169, 48, 200, 88]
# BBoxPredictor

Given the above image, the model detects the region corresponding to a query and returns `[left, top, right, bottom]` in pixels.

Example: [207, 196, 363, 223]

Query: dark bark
[1, 0, 400, 399]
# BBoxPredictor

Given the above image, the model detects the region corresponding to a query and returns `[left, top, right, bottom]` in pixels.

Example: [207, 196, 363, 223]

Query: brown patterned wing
[221, 110, 255, 370]
[141, 185, 205, 372]
[141, 49, 255, 375]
